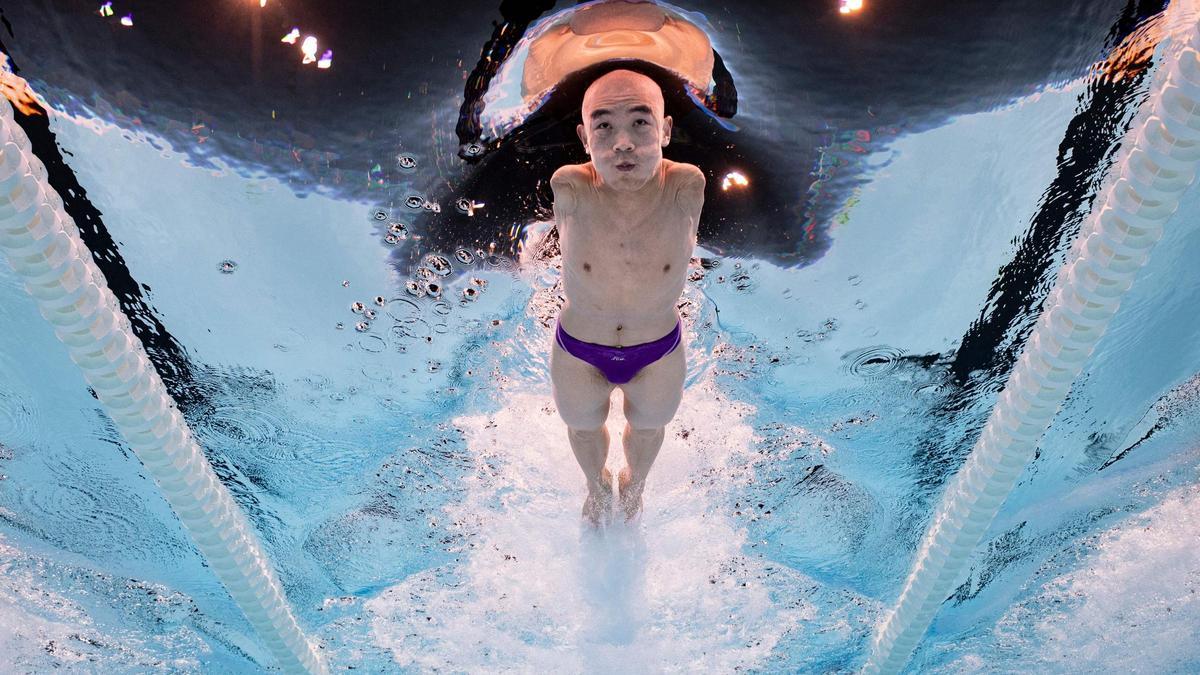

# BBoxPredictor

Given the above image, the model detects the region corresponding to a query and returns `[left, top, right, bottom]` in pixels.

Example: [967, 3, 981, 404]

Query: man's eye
[596, 122, 609, 129]
[635, 119, 649, 125]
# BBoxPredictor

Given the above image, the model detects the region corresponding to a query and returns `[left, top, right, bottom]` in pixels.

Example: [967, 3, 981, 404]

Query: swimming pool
[1, 1, 1199, 672]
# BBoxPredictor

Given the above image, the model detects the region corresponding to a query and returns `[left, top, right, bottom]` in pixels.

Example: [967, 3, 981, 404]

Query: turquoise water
[3, 6, 1200, 674]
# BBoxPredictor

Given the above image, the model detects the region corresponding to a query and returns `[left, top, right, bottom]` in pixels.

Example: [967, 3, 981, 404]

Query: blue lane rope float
[863, 3, 1200, 673]
[0, 104, 328, 673]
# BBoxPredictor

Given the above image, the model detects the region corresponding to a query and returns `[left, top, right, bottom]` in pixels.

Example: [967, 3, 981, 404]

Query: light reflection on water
[1, 1, 1200, 672]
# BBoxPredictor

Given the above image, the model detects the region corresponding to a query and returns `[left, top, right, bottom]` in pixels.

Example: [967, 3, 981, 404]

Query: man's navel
[583, 262, 591, 272]
[663, 264, 670, 273]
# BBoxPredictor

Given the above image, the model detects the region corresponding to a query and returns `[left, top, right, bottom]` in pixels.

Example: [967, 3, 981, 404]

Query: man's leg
[569, 425, 613, 514]
[551, 338, 617, 525]
[617, 342, 686, 520]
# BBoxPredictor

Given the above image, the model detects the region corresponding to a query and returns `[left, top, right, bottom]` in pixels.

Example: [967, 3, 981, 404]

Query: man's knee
[555, 397, 610, 430]
[623, 397, 680, 430]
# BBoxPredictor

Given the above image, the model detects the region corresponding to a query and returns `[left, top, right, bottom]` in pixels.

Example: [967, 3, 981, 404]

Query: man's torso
[551, 158, 702, 347]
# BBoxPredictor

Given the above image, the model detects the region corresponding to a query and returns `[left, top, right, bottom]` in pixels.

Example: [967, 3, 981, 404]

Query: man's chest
[567, 196, 693, 253]
[561, 203, 694, 280]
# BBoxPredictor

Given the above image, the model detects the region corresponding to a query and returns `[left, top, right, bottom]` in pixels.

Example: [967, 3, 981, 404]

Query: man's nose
[612, 131, 635, 152]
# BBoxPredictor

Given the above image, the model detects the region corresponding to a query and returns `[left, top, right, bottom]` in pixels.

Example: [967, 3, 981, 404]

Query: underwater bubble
[431, 301, 452, 316]
[415, 267, 434, 281]
[843, 345, 906, 378]
[385, 297, 421, 321]
[455, 198, 471, 213]
[372, 209, 388, 221]
[391, 319, 431, 340]
[464, 142, 483, 157]
[455, 248, 474, 264]
[433, 323, 449, 334]
[914, 383, 945, 397]
[335, 322, 344, 330]
[699, 257, 721, 270]
[471, 277, 488, 288]
[426, 255, 452, 276]
[397, 154, 418, 171]
[848, 274, 862, 286]
[427, 360, 442, 373]
[385, 234, 399, 245]
[485, 255, 502, 267]
[388, 222, 408, 236]
[405, 195, 424, 209]
[355, 321, 370, 332]
[855, 300, 866, 310]
[464, 342, 486, 364]
[218, 259, 238, 274]
[795, 330, 823, 344]
[463, 287, 479, 301]
[422, 201, 440, 212]
[374, 296, 386, 306]
[350, 301, 365, 314]
[405, 280, 426, 298]
[731, 270, 755, 292]
[341, 280, 350, 287]
[426, 282, 442, 297]
[359, 335, 386, 353]
[364, 309, 376, 320]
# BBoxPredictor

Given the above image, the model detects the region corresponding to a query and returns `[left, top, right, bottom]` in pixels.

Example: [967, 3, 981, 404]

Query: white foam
[360, 375, 815, 672]
[929, 482, 1200, 672]
[0, 533, 208, 671]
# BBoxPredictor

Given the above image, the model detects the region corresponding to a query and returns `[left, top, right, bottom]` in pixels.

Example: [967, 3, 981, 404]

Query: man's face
[576, 71, 673, 192]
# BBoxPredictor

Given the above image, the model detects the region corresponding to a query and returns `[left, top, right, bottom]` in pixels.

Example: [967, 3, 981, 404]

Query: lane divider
[862, 3, 1200, 673]
[0, 103, 327, 674]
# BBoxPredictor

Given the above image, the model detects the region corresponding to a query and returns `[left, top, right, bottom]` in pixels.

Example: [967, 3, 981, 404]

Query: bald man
[549, 69, 705, 526]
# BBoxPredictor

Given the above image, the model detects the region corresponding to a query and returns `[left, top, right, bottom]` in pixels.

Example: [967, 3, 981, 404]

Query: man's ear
[661, 115, 673, 147]
[576, 123, 588, 153]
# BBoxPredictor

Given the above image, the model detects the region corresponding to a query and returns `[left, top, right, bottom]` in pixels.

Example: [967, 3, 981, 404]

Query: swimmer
[549, 68, 705, 526]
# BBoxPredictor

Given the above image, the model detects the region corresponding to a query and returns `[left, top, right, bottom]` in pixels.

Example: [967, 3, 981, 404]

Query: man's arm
[550, 164, 580, 218]
[673, 163, 706, 225]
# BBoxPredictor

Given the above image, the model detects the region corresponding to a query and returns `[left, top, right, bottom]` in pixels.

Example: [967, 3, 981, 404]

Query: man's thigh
[550, 338, 615, 430]
[619, 344, 686, 429]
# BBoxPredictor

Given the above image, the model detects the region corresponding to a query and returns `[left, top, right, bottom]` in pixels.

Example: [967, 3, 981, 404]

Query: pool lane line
[0, 102, 328, 673]
[863, 2, 1200, 673]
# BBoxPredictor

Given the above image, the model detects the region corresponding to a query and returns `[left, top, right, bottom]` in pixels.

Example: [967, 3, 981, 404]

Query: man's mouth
[616, 162, 636, 172]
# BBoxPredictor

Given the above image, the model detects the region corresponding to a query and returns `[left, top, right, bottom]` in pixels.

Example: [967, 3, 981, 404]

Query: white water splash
[928, 480, 1200, 673]
[362, 376, 814, 672]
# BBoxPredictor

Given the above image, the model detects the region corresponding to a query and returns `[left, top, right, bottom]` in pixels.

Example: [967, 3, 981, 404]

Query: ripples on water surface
[1, 0, 1199, 672]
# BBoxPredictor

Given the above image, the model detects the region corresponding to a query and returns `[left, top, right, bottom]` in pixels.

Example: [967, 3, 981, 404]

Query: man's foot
[582, 466, 615, 527]
[616, 466, 644, 523]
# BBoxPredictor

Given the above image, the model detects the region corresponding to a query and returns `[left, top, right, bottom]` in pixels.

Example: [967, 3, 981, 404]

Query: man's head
[576, 69, 673, 192]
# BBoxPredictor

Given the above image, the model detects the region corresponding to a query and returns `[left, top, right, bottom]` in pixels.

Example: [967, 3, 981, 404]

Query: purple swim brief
[556, 319, 682, 384]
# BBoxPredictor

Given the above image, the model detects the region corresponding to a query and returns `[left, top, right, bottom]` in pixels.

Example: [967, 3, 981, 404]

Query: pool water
[1, 1, 1199, 672]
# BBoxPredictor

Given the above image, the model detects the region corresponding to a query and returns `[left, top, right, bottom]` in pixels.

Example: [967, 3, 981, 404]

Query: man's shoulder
[665, 160, 705, 189]
[551, 163, 592, 188]
[551, 163, 591, 217]
[666, 161, 705, 216]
